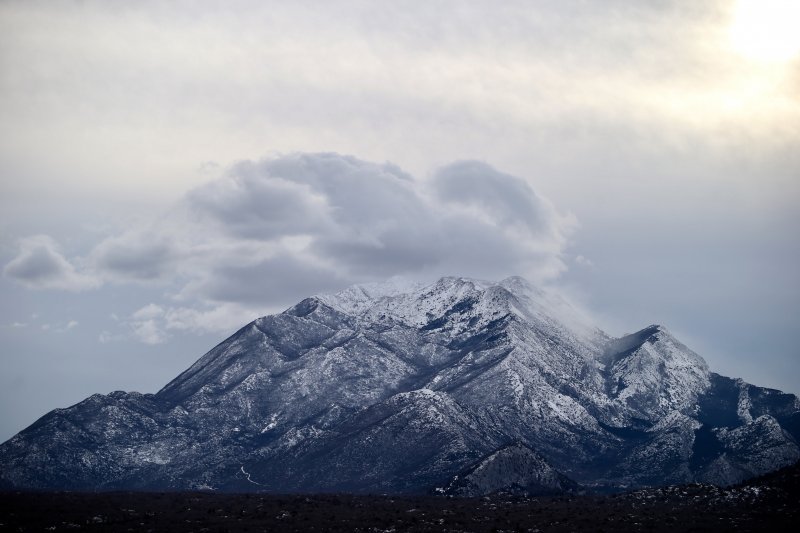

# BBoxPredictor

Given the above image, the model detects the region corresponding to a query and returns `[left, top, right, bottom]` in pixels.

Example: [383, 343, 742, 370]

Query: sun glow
[729, 0, 800, 62]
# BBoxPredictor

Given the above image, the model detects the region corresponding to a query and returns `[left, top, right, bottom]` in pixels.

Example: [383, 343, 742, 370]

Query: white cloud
[5, 153, 577, 339]
[98, 330, 124, 344]
[24, 319, 81, 334]
[3, 235, 98, 291]
[131, 304, 166, 321]
[131, 320, 167, 345]
[121, 302, 260, 343]
[53, 320, 79, 333]
[162, 303, 263, 335]
[127, 304, 168, 344]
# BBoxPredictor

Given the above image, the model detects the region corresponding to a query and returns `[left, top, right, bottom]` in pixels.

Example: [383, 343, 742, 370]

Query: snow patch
[240, 466, 263, 486]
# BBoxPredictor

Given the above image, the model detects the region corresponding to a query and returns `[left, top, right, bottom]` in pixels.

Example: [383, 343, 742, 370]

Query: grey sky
[1, 0, 798, 441]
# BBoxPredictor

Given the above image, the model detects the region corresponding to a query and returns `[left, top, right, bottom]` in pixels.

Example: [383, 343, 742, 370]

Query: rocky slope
[437, 441, 579, 496]
[1, 276, 798, 493]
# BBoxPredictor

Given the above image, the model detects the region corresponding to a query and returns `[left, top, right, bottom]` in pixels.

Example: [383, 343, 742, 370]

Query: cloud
[128, 304, 168, 345]
[430, 161, 577, 280]
[188, 154, 442, 279]
[162, 303, 263, 335]
[432, 161, 557, 235]
[3, 235, 98, 291]
[131, 303, 165, 321]
[90, 232, 179, 283]
[98, 330, 124, 344]
[130, 319, 168, 345]
[12, 318, 81, 334]
[184, 255, 348, 305]
[187, 168, 331, 241]
[122, 302, 260, 341]
[6, 153, 576, 339]
[53, 320, 79, 333]
[185, 153, 574, 286]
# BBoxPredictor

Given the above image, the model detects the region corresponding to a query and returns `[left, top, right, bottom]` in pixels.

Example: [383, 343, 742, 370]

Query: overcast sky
[1, 0, 799, 442]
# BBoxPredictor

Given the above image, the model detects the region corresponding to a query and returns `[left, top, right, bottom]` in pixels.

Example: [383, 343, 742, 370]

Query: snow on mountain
[602, 325, 711, 421]
[1, 276, 798, 493]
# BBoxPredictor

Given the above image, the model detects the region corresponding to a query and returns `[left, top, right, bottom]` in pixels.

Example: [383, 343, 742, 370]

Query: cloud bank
[4, 152, 575, 340]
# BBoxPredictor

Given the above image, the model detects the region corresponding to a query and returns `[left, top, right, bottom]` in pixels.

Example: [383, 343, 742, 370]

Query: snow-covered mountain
[1, 276, 798, 493]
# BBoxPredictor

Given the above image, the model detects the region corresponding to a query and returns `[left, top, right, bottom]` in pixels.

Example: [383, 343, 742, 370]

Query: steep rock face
[1, 276, 798, 493]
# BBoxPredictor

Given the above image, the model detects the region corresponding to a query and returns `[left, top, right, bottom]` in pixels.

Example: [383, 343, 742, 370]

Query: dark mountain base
[2, 463, 797, 533]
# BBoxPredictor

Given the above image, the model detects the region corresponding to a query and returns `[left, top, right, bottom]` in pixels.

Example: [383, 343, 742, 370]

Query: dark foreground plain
[1, 462, 798, 532]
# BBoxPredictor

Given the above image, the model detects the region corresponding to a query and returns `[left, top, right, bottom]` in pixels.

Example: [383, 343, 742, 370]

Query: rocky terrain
[1, 276, 798, 494]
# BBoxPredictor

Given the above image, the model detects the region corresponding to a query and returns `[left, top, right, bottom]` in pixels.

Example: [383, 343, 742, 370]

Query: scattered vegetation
[1, 461, 797, 532]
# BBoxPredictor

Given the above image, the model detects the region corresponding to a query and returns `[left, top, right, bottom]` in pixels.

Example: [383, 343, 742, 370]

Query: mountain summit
[1, 276, 798, 493]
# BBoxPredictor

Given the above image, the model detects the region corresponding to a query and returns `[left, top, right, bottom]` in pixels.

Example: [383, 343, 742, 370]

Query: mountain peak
[604, 324, 677, 357]
[603, 324, 710, 421]
[498, 275, 539, 294]
[314, 276, 603, 348]
[1, 275, 797, 493]
[315, 277, 424, 315]
[316, 276, 517, 330]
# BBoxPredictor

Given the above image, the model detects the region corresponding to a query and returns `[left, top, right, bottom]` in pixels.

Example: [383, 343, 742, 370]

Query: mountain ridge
[1, 275, 798, 493]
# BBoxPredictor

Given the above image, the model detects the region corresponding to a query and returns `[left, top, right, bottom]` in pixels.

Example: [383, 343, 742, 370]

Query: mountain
[1, 276, 798, 493]
[436, 441, 580, 496]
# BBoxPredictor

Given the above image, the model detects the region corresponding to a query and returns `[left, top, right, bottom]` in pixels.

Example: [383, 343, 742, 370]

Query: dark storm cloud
[178, 152, 574, 299]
